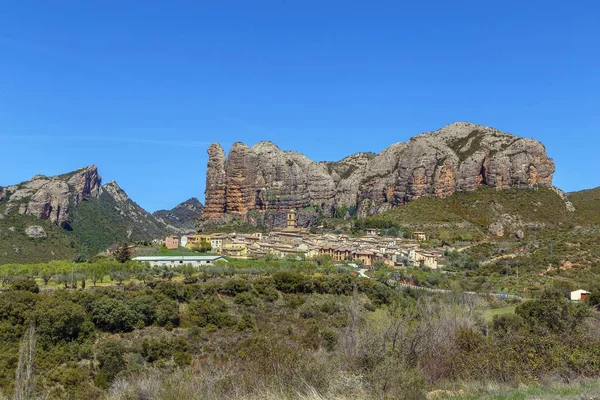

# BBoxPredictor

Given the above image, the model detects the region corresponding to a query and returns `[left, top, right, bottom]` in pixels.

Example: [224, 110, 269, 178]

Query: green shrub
[89, 297, 144, 333]
[10, 278, 39, 293]
[320, 329, 338, 352]
[96, 340, 126, 382]
[189, 297, 236, 328]
[234, 291, 257, 307]
[156, 298, 180, 327]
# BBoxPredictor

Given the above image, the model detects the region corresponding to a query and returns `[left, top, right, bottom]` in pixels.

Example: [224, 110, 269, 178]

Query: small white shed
[570, 289, 591, 301]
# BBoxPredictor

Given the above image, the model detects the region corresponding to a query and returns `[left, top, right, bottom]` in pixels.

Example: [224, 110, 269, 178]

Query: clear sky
[1, 1, 599, 212]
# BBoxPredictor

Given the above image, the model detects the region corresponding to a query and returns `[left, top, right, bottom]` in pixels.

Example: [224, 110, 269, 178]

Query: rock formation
[25, 226, 47, 238]
[153, 198, 204, 232]
[202, 122, 556, 227]
[1, 166, 101, 228]
[0, 166, 175, 241]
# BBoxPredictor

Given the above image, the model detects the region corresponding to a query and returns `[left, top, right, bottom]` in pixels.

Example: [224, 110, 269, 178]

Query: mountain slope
[358, 186, 577, 241]
[0, 211, 79, 263]
[69, 181, 173, 254]
[568, 187, 600, 225]
[0, 167, 173, 263]
[152, 198, 203, 232]
[202, 122, 555, 228]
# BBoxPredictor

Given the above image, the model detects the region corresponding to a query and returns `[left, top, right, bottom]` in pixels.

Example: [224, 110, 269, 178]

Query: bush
[234, 291, 257, 307]
[156, 298, 180, 327]
[33, 296, 93, 346]
[188, 297, 236, 328]
[141, 337, 188, 363]
[10, 278, 39, 293]
[89, 297, 144, 333]
[129, 295, 157, 326]
[154, 281, 187, 301]
[96, 340, 126, 382]
[493, 313, 525, 334]
[320, 329, 338, 351]
[516, 289, 589, 335]
[219, 279, 252, 295]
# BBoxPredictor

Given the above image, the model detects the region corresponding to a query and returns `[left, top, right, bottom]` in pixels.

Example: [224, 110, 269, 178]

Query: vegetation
[0, 211, 79, 264]
[3, 184, 600, 398]
[0, 258, 598, 400]
[68, 191, 168, 258]
[357, 186, 576, 239]
[568, 186, 600, 225]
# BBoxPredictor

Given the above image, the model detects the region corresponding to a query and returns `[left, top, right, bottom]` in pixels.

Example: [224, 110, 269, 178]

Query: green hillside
[69, 190, 170, 258]
[0, 211, 79, 264]
[569, 187, 600, 226]
[358, 186, 577, 240]
[68, 191, 135, 255]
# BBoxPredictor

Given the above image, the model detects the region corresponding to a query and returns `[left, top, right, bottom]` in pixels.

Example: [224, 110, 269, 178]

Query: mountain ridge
[201, 122, 555, 228]
[0, 166, 174, 262]
[152, 197, 204, 233]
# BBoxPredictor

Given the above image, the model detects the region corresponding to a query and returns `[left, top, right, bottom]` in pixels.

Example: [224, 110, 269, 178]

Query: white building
[180, 236, 189, 248]
[133, 255, 227, 268]
[570, 289, 591, 301]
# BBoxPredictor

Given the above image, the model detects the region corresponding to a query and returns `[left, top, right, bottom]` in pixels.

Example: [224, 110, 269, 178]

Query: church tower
[286, 209, 297, 230]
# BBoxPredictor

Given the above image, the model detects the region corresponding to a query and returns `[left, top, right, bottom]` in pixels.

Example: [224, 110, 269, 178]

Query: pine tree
[113, 243, 131, 263]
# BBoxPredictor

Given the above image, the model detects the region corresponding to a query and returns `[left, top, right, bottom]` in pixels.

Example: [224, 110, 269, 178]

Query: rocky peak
[153, 197, 204, 232]
[202, 122, 556, 227]
[102, 180, 129, 204]
[67, 165, 102, 205]
[176, 197, 203, 212]
[203, 143, 227, 219]
[1, 165, 103, 228]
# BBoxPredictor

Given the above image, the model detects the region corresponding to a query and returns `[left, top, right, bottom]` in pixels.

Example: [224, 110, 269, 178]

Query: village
[159, 209, 444, 270]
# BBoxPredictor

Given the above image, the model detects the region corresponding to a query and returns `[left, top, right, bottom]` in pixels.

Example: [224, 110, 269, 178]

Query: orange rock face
[203, 122, 556, 224]
[202, 143, 227, 219]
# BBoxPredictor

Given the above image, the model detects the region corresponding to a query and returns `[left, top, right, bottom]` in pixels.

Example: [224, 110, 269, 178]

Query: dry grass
[106, 369, 370, 400]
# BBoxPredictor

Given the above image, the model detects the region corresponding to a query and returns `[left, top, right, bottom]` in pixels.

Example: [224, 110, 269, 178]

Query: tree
[10, 278, 39, 293]
[39, 265, 56, 286]
[89, 262, 110, 286]
[113, 243, 131, 263]
[89, 297, 144, 333]
[32, 297, 93, 346]
[515, 289, 589, 335]
[96, 340, 126, 382]
[109, 268, 130, 285]
[156, 298, 180, 327]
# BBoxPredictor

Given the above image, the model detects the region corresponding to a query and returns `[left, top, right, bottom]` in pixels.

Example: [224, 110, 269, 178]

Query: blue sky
[1, 1, 599, 212]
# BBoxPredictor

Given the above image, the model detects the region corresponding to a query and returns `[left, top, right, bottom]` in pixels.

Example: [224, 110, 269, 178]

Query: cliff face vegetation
[201, 122, 555, 227]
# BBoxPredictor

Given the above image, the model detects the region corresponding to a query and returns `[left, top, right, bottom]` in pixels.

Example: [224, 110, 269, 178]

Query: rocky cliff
[0, 166, 102, 228]
[0, 166, 174, 260]
[202, 122, 555, 226]
[153, 198, 204, 232]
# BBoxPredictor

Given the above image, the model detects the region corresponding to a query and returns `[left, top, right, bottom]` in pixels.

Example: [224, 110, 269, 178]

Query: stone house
[413, 232, 427, 241]
[319, 245, 336, 258]
[222, 243, 248, 258]
[333, 246, 352, 262]
[210, 234, 230, 252]
[413, 251, 438, 269]
[352, 249, 375, 267]
[164, 235, 180, 250]
[186, 235, 211, 249]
